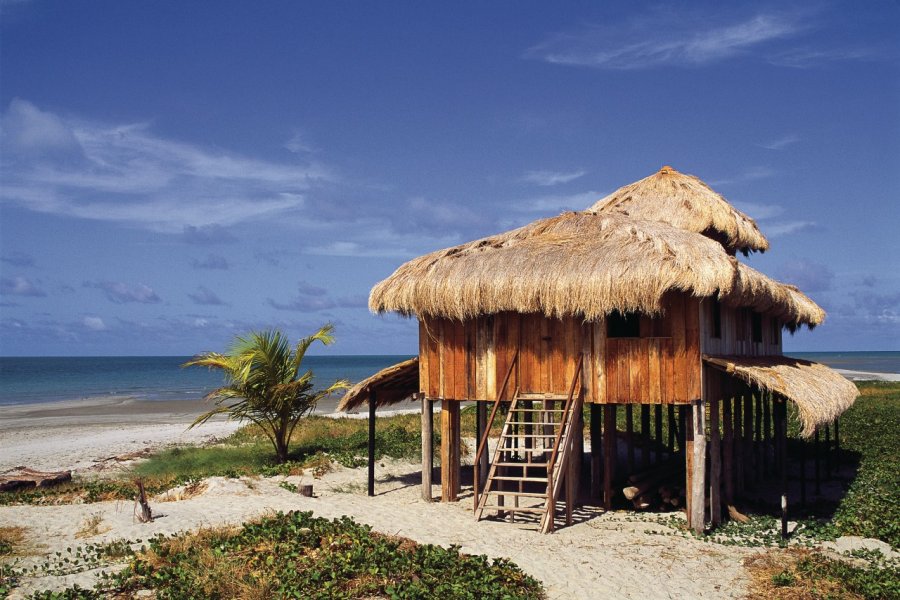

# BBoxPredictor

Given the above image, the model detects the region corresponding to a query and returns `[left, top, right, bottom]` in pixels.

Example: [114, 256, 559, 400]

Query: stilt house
[340, 166, 859, 533]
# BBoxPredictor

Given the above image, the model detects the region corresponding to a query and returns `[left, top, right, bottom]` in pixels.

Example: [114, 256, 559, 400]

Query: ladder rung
[485, 490, 546, 498]
[494, 462, 549, 468]
[517, 393, 569, 400]
[481, 505, 546, 514]
[506, 421, 558, 426]
[493, 476, 548, 482]
[502, 433, 557, 438]
[514, 407, 566, 412]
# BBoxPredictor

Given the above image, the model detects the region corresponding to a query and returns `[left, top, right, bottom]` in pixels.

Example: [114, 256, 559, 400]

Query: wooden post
[667, 405, 676, 453]
[755, 395, 763, 483]
[709, 397, 721, 526]
[778, 399, 788, 540]
[477, 401, 489, 488]
[641, 405, 651, 469]
[723, 396, 734, 507]
[368, 390, 376, 497]
[814, 427, 821, 495]
[734, 395, 744, 496]
[603, 404, 617, 510]
[799, 424, 806, 508]
[625, 404, 635, 474]
[690, 399, 707, 533]
[441, 401, 461, 502]
[744, 391, 754, 489]
[590, 403, 602, 502]
[825, 424, 832, 477]
[421, 396, 433, 502]
[654, 404, 663, 463]
[834, 417, 840, 471]
[763, 394, 771, 477]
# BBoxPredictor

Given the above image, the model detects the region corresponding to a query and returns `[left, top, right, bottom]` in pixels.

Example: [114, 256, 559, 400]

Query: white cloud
[85, 281, 161, 304]
[0, 275, 46, 297]
[766, 220, 818, 237]
[526, 11, 806, 69]
[522, 169, 587, 186]
[0, 100, 335, 233]
[768, 46, 875, 68]
[82, 316, 107, 331]
[708, 166, 777, 186]
[517, 191, 604, 213]
[284, 130, 316, 154]
[759, 134, 800, 150]
[732, 201, 785, 220]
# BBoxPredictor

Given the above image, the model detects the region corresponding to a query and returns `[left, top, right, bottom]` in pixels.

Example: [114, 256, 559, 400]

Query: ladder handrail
[543, 354, 584, 533]
[473, 350, 518, 509]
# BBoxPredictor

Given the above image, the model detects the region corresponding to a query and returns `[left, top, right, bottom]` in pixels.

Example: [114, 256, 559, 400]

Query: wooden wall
[699, 300, 783, 357]
[419, 292, 703, 405]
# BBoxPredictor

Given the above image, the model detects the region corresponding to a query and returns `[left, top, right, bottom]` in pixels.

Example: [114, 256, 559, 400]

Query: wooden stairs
[474, 356, 584, 533]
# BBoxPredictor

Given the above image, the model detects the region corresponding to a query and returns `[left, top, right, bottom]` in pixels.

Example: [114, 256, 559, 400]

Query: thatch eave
[704, 354, 858, 437]
[337, 357, 419, 412]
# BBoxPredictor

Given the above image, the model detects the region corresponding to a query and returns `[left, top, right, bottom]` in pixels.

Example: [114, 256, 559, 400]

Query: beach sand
[0, 368, 892, 598]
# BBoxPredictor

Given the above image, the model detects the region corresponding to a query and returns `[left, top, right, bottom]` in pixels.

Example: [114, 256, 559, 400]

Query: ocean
[0, 355, 413, 407]
[0, 352, 896, 407]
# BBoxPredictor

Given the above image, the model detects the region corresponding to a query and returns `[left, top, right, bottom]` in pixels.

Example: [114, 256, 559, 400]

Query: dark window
[607, 311, 641, 338]
[772, 318, 781, 345]
[751, 312, 763, 343]
[711, 299, 722, 339]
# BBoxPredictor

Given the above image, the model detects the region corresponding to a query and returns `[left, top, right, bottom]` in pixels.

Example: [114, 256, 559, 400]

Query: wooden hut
[340, 166, 859, 533]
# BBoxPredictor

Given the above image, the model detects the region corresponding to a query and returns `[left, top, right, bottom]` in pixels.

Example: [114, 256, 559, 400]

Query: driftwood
[134, 479, 153, 523]
[0, 467, 72, 492]
[727, 504, 750, 523]
[299, 484, 313, 497]
[622, 460, 685, 510]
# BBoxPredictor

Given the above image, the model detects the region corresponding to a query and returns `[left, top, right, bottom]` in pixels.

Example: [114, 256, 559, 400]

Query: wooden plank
[440, 400, 460, 501]
[684, 296, 701, 400]
[684, 404, 694, 524]
[648, 339, 662, 404]
[595, 321, 607, 404]
[582, 321, 595, 403]
[629, 339, 641, 403]
[670, 293, 687, 403]
[540, 316, 551, 392]
[662, 338, 674, 405]
[442, 319, 455, 399]
[619, 340, 631, 403]
[606, 339, 619, 404]
[475, 317, 487, 400]
[465, 320, 475, 400]
[421, 396, 433, 501]
[507, 313, 520, 398]
[485, 316, 497, 400]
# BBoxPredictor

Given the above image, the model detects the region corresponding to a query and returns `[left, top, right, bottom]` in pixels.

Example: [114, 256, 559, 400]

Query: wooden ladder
[474, 356, 584, 533]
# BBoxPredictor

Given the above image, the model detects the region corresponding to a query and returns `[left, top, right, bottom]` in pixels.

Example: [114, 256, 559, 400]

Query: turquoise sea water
[0, 355, 412, 407]
[0, 352, 896, 407]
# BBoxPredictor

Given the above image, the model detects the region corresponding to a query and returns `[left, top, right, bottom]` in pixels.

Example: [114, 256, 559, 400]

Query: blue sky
[1, 1, 898, 356]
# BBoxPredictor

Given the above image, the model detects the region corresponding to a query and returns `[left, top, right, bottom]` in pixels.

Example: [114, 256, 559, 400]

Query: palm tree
[183, 324, 349, 463]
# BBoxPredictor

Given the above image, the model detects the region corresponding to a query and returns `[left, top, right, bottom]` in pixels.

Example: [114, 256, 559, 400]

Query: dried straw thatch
[337, 357, 419, 412]
[704, 355, 859, 436]
[588, 166, 768, 255]
[370, 211, 823, 329]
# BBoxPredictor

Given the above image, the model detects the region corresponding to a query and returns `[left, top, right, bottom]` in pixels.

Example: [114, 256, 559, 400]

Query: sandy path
[1, 459, 757, 599]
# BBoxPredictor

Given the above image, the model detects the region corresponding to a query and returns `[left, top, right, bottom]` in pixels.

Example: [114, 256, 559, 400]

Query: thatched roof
[588, 166, 769, 255]
[704, 355, 859, 436]
[337, 357, 419, 412]
[370, 211, 823, 329]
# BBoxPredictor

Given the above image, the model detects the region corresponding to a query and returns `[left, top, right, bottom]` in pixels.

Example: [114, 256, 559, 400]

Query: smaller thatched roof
[704, 355, 859, 437]
[588, 166, 769, 255]
[337, 357, 419, 412]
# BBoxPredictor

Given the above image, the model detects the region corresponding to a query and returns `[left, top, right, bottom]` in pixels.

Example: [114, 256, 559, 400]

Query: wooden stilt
[654, 404, 663, 463]
[834, 417, 840, 472]
[625, 405, 635, 474]
[368, 390, 377, 497]
[667, 405, 677, 454]
[814, 428, 821, 495]
[689, 399, 706, 533]
[678, 405, 688, 454]
[709, 397, 721, 526]
[441, 401, 460, 502]
[590, 404, 602, 502]
[641, 405, 651, 468]
[825, 424, 832, 477]
[734, 396, 744, 496]
[755, 395, 763, 483]
[421, 396, 433, 502]
[603, 404, 617, 510]
[477, 401, 488, 490]
[778, 400, 788, 540]
[723, 395, 734, 508]
[763, 394, 771, 477]
[799, 423, 807, 508]
[744, 391, 754, 489]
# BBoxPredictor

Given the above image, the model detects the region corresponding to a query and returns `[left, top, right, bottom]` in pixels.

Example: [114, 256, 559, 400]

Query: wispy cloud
[732, 201, 785, 220]
[268, 281, 367, 312]
[190, 254, 229, 270]
[766, 220, 819, 237]
[284, 130, 317, 154]
[522, 169, 587, 186]
[84, 280, 161, 304]
[0, 99, 335, 234]
[759, 134, 800, 150]
[708, 166, 777, 186]
[0, 251, 35, 267]
[526, 10, 807, 69]
[779, 259, 834, 293]
[0, 275, 46, 297]
[768, 46, 875, 68]
[188, 285, 226, 306]
[82, 316, 107, 331]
